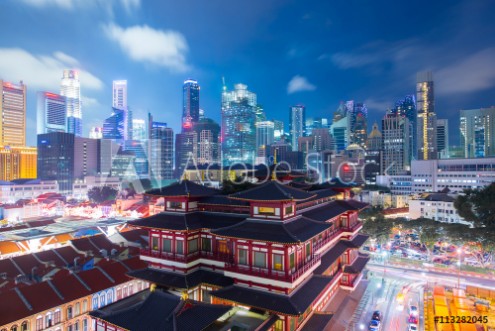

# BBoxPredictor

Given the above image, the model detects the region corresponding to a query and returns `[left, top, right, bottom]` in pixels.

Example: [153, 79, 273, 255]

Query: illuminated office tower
[221, 83, 257, 165]
[0, 146, 37, 181]
[37, 91, 67, 134]
[289, 105, 306, 151]
[182, 79, 200, 131]
[112, 80, 127, 110]
[60, 69, 82, 136]
[382, 113, 410, 175]
[0, 80, 26, 146]
[273, 120, 284, 142]
[194, 117, 220, 165]
[149, 113, 174, 181]
[255, 121, 275, 163]
[393, 95, 416, 162]
[460, 106, 495, 158]
[436, 119, 449, 159]
[348, 101, 368, 148]
[416, 71, 437, 160]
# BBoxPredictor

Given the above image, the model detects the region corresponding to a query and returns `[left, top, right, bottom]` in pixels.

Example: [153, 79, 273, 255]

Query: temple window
[273, 254, 283, 271]
[238, 249, 248, 265]
[201, 238, 212, 252]
[253, 251, 267, 268]
[176, 240, 184, 254]
[188, 238, 198, 253]
[289, 252, 295, 270]
[161, 238, 172, 253]
[258, 207, 275, 216]
[285, 205, 293, 215]
[151, 237, 159, 251]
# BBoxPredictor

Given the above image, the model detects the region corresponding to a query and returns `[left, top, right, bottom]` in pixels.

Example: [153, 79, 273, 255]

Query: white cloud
[20, 0, 140, 11]
[102, 23, 190, 72]
[435, 47, 495, 95]
[20, 0, 73, 9]
[287, 75, 316, 94]
[81, 96, 101, 108]
[0, 48, 103, 91]
[364, 98, 393, 114]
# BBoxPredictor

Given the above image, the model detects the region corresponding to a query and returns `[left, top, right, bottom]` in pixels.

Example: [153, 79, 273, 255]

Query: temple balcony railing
[224, 252, 321, 283]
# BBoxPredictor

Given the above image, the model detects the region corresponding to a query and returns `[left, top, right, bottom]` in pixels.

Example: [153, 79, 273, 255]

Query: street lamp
[382, 251, 388, 284]
[359, 323, 365, 330]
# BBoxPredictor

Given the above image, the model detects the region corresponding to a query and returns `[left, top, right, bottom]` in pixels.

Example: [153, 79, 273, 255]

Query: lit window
[273, 254, 283, 271]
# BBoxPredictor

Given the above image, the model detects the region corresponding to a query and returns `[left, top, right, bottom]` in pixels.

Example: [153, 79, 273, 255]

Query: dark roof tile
[146, 180, 219, 197]
[229, 181, 316, 202]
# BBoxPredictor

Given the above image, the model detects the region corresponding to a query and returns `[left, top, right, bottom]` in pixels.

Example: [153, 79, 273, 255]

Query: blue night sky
[1, 0, 495, 146]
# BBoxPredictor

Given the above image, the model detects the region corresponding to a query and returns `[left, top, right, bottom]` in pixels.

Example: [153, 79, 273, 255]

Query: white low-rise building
[0, 179, 58, 204]
[409, 192, 470, 225]
[411, 158, 495, 194]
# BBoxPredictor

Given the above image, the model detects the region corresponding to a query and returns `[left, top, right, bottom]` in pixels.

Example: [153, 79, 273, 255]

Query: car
[408, 324, 418, 331]
[372, 311, 382, 321]
[368, 320, 381, 331]
[408, 314, 419, 324]
[409, 305, 418, 316]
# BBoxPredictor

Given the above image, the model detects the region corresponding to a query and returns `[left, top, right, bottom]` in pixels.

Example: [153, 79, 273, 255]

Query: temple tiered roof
[229, 180, 316, 202]
[129, 212, 246, 231]
[90, 290, 231, 331]
[145, 180, 219, 197]
[211, 274, 336, 316]
[211, 217, 333, 244]
[127, 268, 234, 289]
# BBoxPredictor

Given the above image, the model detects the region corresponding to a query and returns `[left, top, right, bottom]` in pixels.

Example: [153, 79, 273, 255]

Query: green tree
[454, 183, 495, 227]
[87, 186, 118, 203]
[361, 214, 393, 244]
[221, 178, 256, 194]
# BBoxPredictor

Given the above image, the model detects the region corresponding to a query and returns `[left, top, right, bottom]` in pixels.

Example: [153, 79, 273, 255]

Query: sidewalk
[323, 279, 369, 330]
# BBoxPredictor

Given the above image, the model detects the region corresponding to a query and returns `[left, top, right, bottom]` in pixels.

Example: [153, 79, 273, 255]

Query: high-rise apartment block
[60, 70, 82, 137]
[416, 71, 437, 160]
[460, 106, 495, 158]
[36, 91, 67, 134]
[0, 80, 26, 146]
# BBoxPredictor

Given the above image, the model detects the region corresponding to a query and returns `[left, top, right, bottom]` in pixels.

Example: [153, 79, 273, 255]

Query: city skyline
[1, 1, 495, 146]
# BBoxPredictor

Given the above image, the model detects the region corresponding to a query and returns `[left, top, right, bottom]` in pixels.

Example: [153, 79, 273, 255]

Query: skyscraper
[436, 119, 449, 159]
[89, 127, 103, 139]
[112, 80, 128, 110]
[132, 119, 147, 141]
[37, 132, 97, 193]
[416, 71, 437, 160]
[194, 117, 220, 165]
[221, 84, 257, 165]
[0, 80, 26, 146]
[175, 131, 198, 177]
[365, 122, 382, 184]
[60, 69, 82, 137]
[381, 114, 410, 175]
[149, 113, 174, 181]
[460, 106, 495, 158]
[348, 102, 368, 147]
[393, 95, 416, 162]
[289, 105, 306, 151]
[37, 91, 67, 134]
[0, 146, 37, 181]
[273, 120, 284, 142]
[182, 79, 200, 131]
[255, 121, 275, 163]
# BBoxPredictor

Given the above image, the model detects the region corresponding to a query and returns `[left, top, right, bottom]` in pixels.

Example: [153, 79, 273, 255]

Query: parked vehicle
[368, 320, 381, 331]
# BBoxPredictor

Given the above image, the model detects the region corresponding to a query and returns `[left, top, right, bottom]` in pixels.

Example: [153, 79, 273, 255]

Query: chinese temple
[90, 180, 369, 331]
